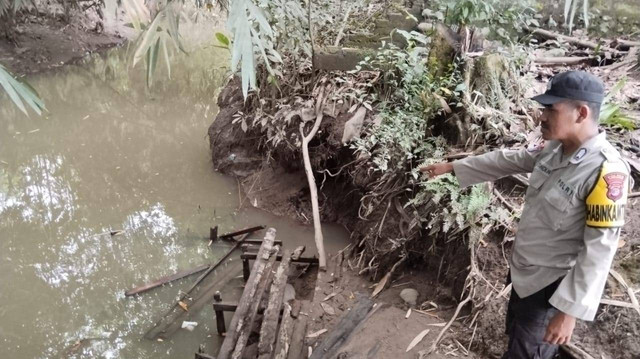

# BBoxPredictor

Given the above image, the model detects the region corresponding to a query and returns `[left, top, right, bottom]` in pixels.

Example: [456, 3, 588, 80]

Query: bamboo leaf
[0, 72, 27, 115]
[246, 0, 273, 37]
[160, 35, 171, 79]
[215, 32, 230, 48]
[406, 329, 430, 352]
[0, 65, 45, 116]
[133, 12, 162, 67]
[146, 37, 160, 87]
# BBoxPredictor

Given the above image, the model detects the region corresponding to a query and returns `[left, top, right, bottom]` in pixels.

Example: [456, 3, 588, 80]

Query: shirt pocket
[540, 186, 572, 230]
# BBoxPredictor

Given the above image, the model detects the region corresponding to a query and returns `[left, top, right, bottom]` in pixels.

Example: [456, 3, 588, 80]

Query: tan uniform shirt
[453, 132, 630, 321]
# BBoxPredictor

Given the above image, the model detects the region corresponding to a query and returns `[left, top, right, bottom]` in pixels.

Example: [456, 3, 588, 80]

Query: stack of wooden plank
[217, 228, 304, 359]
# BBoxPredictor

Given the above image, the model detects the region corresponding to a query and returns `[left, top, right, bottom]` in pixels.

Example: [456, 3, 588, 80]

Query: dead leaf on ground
[178, 301, 189, 312]
[320, 302, 336, 316]
[306, 329, 328, 338]
[406, 329, 431, 352]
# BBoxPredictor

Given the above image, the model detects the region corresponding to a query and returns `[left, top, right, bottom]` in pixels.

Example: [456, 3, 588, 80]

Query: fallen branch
[534, 56, 596, 67]
[300, 88, 328, 270]
[526, 27, 613, 53]
[125, 263, 211, 296]
[613, 39, 640, 50]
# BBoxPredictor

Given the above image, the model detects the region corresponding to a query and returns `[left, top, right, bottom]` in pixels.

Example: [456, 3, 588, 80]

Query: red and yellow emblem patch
[603, 172, 626, 201]
[586, 162, 629, 228]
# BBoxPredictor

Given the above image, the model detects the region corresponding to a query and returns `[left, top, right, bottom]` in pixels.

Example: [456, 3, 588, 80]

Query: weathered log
[125, 264, 210, 297]
[534, 56, 596, 66]
[231, 247, 279, 358]
[309, 295, 375, 359]
[273, 302, 295, 359]
[286, 301, 310, 359]
[217, 228, 276, 359]
[527, 27, 599, 50]
[258, 250, 292, 358]
[613, 38, 640, 50]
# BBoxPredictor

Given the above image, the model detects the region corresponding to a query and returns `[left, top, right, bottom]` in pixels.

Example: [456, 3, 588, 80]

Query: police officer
[420, 71, 630, 358]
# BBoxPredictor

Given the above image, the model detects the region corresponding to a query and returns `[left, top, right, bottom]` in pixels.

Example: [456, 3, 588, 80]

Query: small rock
[400, 288, 419, 306]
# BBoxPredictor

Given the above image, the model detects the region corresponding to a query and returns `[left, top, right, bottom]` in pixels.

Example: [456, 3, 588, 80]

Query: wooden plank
[231, 247, 279, 358]
[274, 302, 295, 359]
[241, 253, 319, 264]
[258, 250, 292, 358]
[125, 264, 210, 296]
[217, 228, 277, 359]
[309, 295, 375, 359]
[220, 225, 266, 239]
[286, 301, 310, 359]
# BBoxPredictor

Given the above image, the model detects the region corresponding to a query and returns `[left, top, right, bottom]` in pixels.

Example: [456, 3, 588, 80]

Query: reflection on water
[0, 24, 349, 359]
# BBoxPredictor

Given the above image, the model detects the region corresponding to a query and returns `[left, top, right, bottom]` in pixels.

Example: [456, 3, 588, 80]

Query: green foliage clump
[429, 0, 538, 42]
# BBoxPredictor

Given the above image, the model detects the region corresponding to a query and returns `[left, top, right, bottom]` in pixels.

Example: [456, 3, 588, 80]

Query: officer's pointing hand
[419, 162, 454, 179]
[544, 312, 575, 345]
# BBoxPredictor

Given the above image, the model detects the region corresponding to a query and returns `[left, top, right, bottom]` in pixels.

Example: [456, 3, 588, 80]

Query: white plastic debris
[181, 321, 198, 331]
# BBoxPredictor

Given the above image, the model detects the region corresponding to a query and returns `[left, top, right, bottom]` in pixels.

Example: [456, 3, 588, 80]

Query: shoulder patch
[586, 161, 629, 228]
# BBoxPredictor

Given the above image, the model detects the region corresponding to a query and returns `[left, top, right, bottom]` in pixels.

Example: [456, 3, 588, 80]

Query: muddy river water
[0, 40, 349, 358]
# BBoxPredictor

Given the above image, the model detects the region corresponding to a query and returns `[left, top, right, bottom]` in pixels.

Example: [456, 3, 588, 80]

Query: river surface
[0, 36, 349, 358]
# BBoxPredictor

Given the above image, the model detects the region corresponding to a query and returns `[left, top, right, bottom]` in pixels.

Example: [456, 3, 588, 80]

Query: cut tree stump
[217, 228, 277, 359]
[258, 250, 292, 358]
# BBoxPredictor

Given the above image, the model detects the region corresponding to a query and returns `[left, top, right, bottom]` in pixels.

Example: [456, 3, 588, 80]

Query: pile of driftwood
[124, 225, 266, 340]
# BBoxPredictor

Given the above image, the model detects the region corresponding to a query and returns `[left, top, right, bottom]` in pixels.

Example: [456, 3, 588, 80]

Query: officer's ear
[574, 101, 590, 124]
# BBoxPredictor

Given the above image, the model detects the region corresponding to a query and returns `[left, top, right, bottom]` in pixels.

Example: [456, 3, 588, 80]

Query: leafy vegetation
[600, 78, 636, 131]
[0, 64, 46, 115]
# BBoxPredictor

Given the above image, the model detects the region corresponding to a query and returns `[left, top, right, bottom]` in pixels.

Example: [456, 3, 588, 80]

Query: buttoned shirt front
[452, 132, 630, 321]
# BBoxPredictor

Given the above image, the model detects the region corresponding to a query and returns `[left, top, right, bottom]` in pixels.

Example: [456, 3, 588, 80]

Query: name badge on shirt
[586, 161, 629, 228]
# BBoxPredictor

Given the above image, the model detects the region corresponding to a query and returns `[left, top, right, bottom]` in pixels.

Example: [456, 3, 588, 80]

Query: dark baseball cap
[532, 71, 605, 106]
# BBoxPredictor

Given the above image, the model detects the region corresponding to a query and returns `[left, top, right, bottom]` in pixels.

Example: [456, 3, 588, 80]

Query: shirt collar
[568, 131, 606, 164]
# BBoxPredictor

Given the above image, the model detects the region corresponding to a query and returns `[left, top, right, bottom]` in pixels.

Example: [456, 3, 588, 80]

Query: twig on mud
[419, 289, 474, 358]
[492, 188, 517, 213]
[467, 322, 478, 353]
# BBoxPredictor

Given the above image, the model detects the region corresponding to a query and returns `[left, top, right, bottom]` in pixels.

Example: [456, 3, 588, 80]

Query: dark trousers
[502, 274, 563, 359]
